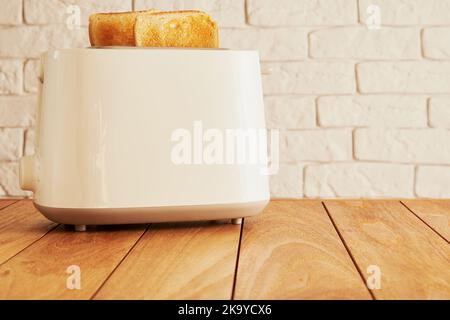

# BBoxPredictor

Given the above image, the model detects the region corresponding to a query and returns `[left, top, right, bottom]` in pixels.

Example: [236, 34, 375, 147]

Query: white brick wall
[0, 128, 23, 161]
[310, 27, 421, 59]
[269, 164, 303, 198]
[318, 96, 428, 128]
[0, 162, 29, 196]
[247, 0, 357, 26]
[262, 62, 356, 94]
[0, 60, 23, 94]
[416, 166, 450, 198]
[24, 0, 132, 25]
[135, 0, 246, 27]
[423, 28, 450, 59]
[355, 129, 450, 164]
[357, 62, 450, 93]
[0, 26, 88, 58]
[265, 96, 315, 129]
[24, 59, 40, 93]
[429, 97, 450, 128]
[0, 96, 36, 126]
[220, 28, 308, 61]
[359, 0, 450, 25]
[0, 0, 22, 25]
[1, 0, 450, 198]
[282, 129, 352, 162]
[304, 163, 415, 198]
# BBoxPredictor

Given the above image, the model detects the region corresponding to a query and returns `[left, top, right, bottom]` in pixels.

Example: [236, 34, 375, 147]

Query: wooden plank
[0, 199, 17, 210]
[0, 224, 147, 299]
[401, 200, 450, 242]
[0, 200, 56, 265]
[324, 200, 450, 299]
[234, 200, 371, 299]
[94, 221, 241, 299]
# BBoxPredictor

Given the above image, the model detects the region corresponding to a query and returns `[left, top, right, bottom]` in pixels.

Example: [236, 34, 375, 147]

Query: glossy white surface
[22, 48, 270, 210]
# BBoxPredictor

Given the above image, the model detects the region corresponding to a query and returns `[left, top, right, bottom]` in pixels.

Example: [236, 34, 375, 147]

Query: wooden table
[0, 199, 448, 300]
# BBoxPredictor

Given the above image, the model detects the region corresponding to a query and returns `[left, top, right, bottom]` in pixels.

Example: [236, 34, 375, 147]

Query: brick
[0, 60, 22, 94]
[355, 129, 450, 164]
[265, 96, 315, 129]
[0, 162, 30, 196]
[24, 129, 35, 156]
[24, 0, 131, 25]
[0, 96, 37, 127]
[0, 0, 22, 24]
[24, 59, 41, 93]
[262, 62, 355, 95]
[423, 28, 450, 59]
[247, 0, 357, 26]
[269, 164, 303, 198]
[135, 0, 245, 27]
[304, 163, 414, 198]
[357, 62, 450, 93]
[359, 0, 450, 25]
[0, 128, 23, 161]
[416, 166, 450, 198]
[0, 25, 88, 58]
[220, 28, 307, 60]
[429, 97, 450, 128]
[310, 27, 420, 59]
[318, 95, 427, 127]
[281, 129, 352, 162]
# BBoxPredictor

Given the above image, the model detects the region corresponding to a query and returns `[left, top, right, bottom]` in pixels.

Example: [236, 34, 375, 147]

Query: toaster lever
[19, 155, 37, 192]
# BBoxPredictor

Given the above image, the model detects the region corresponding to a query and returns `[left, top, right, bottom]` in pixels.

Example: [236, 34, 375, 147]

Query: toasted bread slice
[135, 10, 219, 48]
[89, 10, 159, 46]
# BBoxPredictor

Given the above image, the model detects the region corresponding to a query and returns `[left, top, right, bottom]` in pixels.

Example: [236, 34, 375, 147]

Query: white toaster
[19, 48, 270, 230]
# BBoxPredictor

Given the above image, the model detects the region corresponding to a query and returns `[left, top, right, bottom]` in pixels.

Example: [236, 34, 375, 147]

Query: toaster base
[34, 200, 268, 226]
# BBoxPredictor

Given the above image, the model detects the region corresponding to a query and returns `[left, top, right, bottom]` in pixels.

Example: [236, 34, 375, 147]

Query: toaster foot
[231, 218, 242, 225]
[74, 224, 87, 232]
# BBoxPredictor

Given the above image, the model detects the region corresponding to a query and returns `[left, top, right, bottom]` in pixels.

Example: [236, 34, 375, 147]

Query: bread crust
[134, 10, 219, 48]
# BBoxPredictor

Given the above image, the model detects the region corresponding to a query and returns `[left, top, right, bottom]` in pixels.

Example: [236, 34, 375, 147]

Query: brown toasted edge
[88, 10, 159, 46]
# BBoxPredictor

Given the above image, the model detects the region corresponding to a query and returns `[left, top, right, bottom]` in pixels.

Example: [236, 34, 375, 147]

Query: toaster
[19, 48, 270, 231]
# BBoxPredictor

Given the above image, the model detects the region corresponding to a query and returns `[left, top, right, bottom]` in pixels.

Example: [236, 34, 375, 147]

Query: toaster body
[20, 48, 270, 227]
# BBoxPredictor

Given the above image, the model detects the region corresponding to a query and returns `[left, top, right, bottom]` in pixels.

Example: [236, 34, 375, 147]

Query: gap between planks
[323, 200, 450, 300]
[0, 223, 148, 299]
[321, 201, 376, 300]
[231, 218, 245, 300]
[0, 200, 58, 266]
[93, 220, 242, 299]
[400, 200, 450, 243]
[90, 223, 151, 299]
[233, 200, 372, 299]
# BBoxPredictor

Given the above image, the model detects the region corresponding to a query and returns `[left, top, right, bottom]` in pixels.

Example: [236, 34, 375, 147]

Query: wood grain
[324, 200, 450, 299]
[233, 200, 371, 299]
[0, 200, 56, 265]
[0, 199, 17, 210]
[94, 221, 241, 299]
[402, 200, 450, 242]
[1, 199, 449, 300]
[0, 224, 147, 299]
